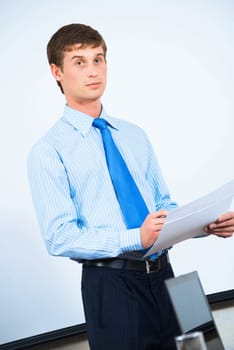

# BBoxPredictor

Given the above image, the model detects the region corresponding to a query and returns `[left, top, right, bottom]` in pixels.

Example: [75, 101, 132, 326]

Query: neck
[66, 99, 102, 118]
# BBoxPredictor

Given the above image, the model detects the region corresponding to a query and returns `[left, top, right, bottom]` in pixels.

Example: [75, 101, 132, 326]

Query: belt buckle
[145, 259, 159, 274]
[145, 260, 150, 274]
[145, 257, 162, 274]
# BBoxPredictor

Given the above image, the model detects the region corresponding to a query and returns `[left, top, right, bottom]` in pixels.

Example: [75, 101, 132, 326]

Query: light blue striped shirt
[27, 105, 177, 261]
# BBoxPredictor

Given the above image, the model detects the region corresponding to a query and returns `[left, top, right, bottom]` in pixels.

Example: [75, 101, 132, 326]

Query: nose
[88, 71, 98, 78]
[87, 63, 98, 78]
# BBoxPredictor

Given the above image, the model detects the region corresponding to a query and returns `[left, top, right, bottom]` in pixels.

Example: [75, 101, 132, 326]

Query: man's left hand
[204, 211, 234, 238]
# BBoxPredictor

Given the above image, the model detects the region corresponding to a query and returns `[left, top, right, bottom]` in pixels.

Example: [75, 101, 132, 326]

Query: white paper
[144, 180, 234, 258]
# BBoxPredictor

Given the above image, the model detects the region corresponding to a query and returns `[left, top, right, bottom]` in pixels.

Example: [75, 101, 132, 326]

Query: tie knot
[93, 118, 108, 130]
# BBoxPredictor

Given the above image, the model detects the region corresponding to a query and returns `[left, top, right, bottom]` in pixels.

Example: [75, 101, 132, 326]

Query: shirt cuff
[119, 228, 143, 252]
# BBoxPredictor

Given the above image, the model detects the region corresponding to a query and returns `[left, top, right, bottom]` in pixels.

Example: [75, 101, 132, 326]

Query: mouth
[86, 82, 101, 88]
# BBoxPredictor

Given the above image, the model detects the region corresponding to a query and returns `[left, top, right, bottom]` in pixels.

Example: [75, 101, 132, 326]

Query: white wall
[0, 0, 233, 345]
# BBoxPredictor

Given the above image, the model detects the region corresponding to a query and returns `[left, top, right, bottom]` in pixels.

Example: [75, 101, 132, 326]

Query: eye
[95, 56, 104, 64]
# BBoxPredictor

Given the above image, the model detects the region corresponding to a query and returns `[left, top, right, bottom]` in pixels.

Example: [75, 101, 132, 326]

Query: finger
[152, 210, 168, 219]
[150, 220, 166, 232]
[152, 216, 167, 224]
[210, 231, 233, 238]
[209, 227, 234, 233]
[205, 225, 234, 234]
[217, 211, 234, 222]
[207, 221, 234, 230]
[216, 218, 234, 227]
[206, 214, 234, 228]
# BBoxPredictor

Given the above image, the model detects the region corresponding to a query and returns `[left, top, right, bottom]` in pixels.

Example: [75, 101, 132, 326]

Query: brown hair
[47, 23, 107, 93]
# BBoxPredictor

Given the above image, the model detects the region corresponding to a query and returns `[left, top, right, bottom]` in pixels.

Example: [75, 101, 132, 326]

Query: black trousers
[81, 262, 180, 350]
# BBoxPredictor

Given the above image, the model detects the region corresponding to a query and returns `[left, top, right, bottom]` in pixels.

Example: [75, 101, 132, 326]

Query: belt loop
[121, 259, 127, 272]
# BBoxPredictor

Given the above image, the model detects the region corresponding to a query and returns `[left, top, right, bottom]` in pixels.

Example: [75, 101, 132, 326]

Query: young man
[28, 23, 234, 350]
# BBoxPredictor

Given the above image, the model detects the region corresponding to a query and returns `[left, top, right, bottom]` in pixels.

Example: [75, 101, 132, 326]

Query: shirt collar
[62, 105, 119, 136]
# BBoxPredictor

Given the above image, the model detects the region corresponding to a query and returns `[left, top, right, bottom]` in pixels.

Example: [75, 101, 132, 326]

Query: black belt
[83, 252, 169, 274]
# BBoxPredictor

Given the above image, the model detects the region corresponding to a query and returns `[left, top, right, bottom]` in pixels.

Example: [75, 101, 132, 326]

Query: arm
[27, 142, 143, 260]
[139, 134, 176, 248]
[140, 134, 234, 244]
[144, 135, 178, 212]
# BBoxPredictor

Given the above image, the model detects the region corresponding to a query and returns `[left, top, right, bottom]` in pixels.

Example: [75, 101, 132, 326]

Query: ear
[50, 63, 63, 82]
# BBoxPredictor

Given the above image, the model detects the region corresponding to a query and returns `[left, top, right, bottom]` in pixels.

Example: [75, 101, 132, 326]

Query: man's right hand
[140, 210, 168, 248]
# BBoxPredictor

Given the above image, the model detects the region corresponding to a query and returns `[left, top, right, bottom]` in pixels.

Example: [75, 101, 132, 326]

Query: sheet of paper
[144, 180, 234, 258]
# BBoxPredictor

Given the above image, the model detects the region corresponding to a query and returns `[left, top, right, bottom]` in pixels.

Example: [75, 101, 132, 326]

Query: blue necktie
[93, 118, 149, 229]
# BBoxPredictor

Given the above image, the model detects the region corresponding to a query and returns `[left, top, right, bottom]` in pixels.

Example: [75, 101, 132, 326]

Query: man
[28, 23, 234, 350]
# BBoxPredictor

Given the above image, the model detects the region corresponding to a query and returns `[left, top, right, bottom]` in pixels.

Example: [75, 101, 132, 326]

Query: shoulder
[108, 116, 149, 139]
[28, 119, 64, 165]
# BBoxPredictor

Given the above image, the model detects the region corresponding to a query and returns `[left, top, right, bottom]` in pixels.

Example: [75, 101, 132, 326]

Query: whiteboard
[0, 0, 233, 345]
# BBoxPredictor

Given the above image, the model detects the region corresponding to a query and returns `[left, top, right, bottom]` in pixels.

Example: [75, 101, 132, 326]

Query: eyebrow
[71, 53, 105, 60]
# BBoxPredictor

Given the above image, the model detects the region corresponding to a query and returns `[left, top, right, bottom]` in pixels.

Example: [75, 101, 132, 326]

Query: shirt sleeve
[27, 141, 143, 260]
[144, 133, 178, 211]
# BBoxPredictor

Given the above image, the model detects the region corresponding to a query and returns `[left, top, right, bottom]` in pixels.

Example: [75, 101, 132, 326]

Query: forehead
[63, 44, 104, 59]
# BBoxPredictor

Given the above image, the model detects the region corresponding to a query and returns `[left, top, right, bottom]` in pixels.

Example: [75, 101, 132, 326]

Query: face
[51, 45, 107, 108]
